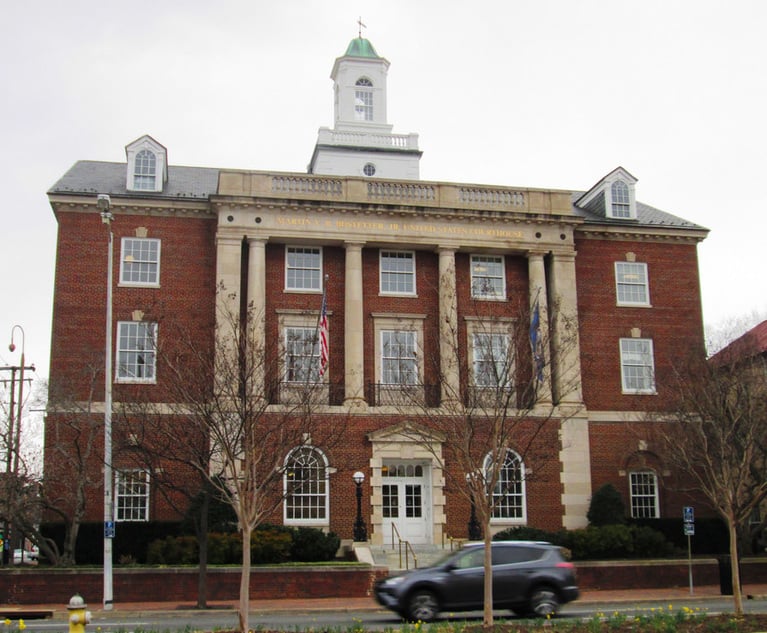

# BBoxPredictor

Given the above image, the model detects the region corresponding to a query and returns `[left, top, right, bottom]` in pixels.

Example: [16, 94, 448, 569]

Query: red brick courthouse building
[45, 36, 709, 546]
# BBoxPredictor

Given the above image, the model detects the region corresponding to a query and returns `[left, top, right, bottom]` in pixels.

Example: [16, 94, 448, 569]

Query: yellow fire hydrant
[67, 594, 91, 633]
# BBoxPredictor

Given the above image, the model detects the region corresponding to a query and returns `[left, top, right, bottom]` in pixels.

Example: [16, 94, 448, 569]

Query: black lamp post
[466, 472, 482, 540]
[352, 471, 367, 542]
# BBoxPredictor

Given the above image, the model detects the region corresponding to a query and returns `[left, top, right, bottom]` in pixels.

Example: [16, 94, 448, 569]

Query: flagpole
[312, 274, 329, 380]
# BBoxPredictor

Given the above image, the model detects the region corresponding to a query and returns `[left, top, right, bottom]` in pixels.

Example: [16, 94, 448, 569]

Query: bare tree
[131, 293, 343, 633]
[651, 347, 767, 617]
[390, 274, 583, 625]
[39, 365, 105, 565]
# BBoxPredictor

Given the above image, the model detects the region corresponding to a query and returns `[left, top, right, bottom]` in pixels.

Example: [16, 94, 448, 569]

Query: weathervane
[357, 16, 366, 38]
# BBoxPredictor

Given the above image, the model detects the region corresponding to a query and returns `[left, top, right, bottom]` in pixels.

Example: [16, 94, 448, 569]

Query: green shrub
[629, 525, 676, 558]
[146, 535, 198, 564]
[587, 483, 627, 526]
[493, 526, 559, 543]
[250, 525, 294, 564]
[290, 527, 340, 562]
[570, 524, 634, 559]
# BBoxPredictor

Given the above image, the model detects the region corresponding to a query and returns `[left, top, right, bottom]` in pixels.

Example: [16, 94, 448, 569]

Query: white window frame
[115, 469, 150, 522]
[133, 149, 157, 191]
[284, 326, 322, 383]
[620, 337, 656, 394]
[610, 180, 631, 218]
[283, 446, 329, 525]
[354, 77, 374, 121]
[472, 332, 511, 388]
[120, 237, 161, 287]
[629, 470, 659, 518]
[381, 330, 418, 386]
[470, 255, 506, 299]
[380, 250, 416, 296]
[285, 246, 322, 292]
[484, 450, 527, 523]
[116, 321, 157, 383]
[615, 262, 650, 306]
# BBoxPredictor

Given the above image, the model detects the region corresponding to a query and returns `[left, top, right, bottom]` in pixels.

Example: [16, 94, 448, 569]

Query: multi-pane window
[380, 251, 415, 294]
[615, 262, 649, 306]
[120, 238, 160, 286]
[381, 330, 417, 385]
[472, 333, 510, 387]
[117, 322, 157, 382]
[471, 255, 505, 298]
[115, 470, 149, 521]
[286, 246, 322, 291]
[284, 446, 328, 522]
[630, 471, 659, 518]
[133, 149, 156, 190]
[485, 450, 526, 521]
[354, 78, 373, 121]
[285, 327, 321, 383]
[620, 338, 655, 393]
[611, 180, 631, 218]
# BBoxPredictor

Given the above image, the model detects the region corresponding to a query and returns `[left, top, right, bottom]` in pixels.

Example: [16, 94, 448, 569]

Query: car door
[492, 545, 541, 606]
[440, 546, 486, 610]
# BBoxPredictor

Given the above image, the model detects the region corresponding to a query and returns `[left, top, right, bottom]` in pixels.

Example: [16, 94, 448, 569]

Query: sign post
[683, 506, 695, 595]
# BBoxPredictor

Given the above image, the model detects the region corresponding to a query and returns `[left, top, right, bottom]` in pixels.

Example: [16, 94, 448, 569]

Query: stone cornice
[575, 224, 707, 244]
[49, 195, 214, 219]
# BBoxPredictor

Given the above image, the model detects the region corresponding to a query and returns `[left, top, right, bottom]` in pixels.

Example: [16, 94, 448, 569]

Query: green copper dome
[344, 37, 380, 59]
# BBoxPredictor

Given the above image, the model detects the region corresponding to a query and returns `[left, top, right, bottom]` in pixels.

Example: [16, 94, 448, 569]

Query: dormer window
[125, 135, 168, 192]
[611, 180, 631, 218]
[133, 150, 157, 190]
[576, 167, 637, 221]
[355, 77, 373, 121]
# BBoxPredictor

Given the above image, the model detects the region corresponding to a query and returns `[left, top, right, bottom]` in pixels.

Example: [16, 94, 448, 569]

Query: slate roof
[48, 160, 707, 233]
[47, 161, 219, 201]
[571, 191, 707, 231]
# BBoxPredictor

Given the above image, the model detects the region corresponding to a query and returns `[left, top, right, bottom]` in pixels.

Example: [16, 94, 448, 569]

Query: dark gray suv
[374, 541, 578, 621]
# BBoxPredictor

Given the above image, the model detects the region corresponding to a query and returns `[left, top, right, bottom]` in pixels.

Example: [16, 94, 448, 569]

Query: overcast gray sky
[2, 0, 766, 385]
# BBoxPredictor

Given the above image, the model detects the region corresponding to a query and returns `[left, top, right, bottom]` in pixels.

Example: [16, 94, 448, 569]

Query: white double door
[381, 460, 431, 544]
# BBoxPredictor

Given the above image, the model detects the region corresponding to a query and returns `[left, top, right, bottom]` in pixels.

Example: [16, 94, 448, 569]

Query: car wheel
[528, 587, 560, 617]
[407, 589, 440, 622]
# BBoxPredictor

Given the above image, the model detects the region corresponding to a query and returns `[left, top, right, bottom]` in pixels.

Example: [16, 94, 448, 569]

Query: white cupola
[308, 36, 422, 180]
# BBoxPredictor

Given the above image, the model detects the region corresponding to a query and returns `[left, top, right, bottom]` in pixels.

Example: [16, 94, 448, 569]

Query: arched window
[483, 449, 526, 521]
[611, 180, 631, 218]
[134, 149, 157, 190]
[355, 77, 373, 121]
[284, 446, 329, 523]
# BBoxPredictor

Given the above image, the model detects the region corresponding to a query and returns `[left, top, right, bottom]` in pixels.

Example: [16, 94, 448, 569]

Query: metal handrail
[390, 523, 418, 569]
[441, 524, 467, 551]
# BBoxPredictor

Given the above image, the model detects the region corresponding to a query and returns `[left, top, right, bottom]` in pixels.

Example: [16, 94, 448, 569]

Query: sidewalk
[4, 584, 767, 619]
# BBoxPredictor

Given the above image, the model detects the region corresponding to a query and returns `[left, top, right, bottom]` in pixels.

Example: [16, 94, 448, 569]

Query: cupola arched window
[355, 77, 373, 121]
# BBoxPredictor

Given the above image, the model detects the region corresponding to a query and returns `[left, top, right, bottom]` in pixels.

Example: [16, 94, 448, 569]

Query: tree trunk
[727, 515, 744, 616]
[196, 491, 209, 609]
[482, 526, 493, 625]
[238, 526, 252, 633]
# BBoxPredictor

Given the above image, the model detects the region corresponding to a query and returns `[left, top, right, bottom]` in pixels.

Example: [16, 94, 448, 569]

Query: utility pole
[1, 353, 35, 565]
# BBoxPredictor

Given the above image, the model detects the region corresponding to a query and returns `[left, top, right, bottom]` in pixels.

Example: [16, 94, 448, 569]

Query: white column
[548, 252, 583, 405]
[438, 247, 460, 405]
[528, 251, 552, 405]
[247, 238, 267, 397]
[344, 242, 366, 406]
[215, 234, 243, 338]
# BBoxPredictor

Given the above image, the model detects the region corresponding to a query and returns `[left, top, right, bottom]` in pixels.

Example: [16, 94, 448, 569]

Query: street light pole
[6, 327, 35, 564]
[352, 471, 367, 542]
[98, 194, 114, 611]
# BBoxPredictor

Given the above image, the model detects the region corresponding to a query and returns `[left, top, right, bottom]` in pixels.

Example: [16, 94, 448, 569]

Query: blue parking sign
[683, 506, 694, 523]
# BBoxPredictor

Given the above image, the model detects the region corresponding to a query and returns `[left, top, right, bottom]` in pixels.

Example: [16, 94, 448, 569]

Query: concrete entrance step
[366, 543, 460, 571]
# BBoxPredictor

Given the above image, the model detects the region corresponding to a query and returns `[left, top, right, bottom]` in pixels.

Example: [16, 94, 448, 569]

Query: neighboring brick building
[44, 36, 709, 545]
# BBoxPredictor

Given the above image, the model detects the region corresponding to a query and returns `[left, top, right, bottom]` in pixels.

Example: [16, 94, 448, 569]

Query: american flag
[318, 290, 329, 377]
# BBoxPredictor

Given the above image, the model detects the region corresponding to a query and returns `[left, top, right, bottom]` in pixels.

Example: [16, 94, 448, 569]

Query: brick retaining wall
[2, 559, 767, 606]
